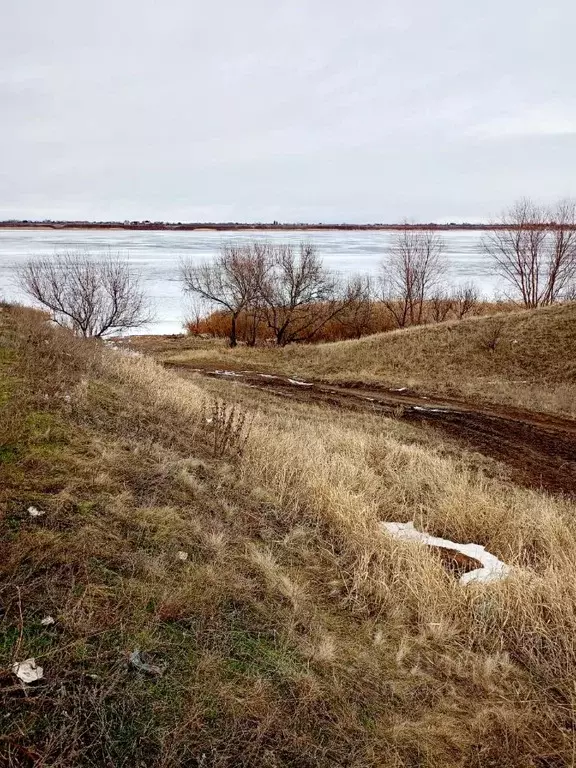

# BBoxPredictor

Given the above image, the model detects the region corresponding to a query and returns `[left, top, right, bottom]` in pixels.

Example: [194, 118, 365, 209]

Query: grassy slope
[3, 307, 576, 766]
[163, 302, 576, 416]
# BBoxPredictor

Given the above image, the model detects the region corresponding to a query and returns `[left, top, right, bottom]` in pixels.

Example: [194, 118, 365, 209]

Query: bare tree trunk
[230, 313, 238, 347]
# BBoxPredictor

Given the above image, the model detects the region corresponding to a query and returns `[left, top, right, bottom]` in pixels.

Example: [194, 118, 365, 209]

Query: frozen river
[0, 228, 496, 334]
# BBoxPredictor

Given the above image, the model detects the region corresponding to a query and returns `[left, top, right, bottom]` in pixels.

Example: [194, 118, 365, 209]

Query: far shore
[0, 220, 499, 232]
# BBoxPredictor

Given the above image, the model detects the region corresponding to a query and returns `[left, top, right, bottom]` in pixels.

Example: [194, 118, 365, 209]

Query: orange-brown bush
[187, 298, 517, 344]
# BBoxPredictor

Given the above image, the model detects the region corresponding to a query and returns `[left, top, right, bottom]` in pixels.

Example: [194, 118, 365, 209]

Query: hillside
[3, 305, 576, 766]
[162, 302, 576, 416]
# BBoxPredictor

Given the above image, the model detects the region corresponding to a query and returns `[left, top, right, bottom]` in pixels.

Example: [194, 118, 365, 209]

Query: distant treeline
[0, 219, 542, 232]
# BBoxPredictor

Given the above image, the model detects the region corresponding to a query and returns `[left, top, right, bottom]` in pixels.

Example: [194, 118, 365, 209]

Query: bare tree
[380, 229, 447, 327]
[18, 252, 151, 337]
[482, 198, 576, 307]
[255, 244, 359, 345]
[181, 244, 267, 347]
[454, 281, 480, 319]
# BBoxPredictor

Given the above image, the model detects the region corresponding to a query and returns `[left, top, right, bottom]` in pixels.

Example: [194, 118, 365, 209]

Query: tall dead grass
[2, 306, 576, 765]
[112, 340, 576, 761]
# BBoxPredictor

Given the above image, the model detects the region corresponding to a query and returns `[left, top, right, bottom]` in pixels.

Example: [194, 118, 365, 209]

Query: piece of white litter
[176, 550, 189, 561]
[129, 649, 166, 677]
[28, 506, 45, 517]
[381, 521, 510, 585]
[287, 378, 313, 386]
[12, 658, 44, 683]
[40, 616, 55, 626]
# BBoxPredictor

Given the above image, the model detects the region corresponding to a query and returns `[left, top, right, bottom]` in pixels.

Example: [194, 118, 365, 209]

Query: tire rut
[164, 363, 576, 498]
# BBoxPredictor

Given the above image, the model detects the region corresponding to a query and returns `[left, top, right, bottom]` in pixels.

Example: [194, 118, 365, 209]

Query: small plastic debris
[176, 550, 188, 561]
[382, 521, 511, 585]
[28, 506, 45, 517]
[12, 658, 44, 683]
[129, 649, 166, 677]
[41, 616, 55, 626]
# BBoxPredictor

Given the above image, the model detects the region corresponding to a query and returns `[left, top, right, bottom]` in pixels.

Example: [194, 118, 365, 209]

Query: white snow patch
[391, 387, 408, 392]
[381, 521, 510, 585]
[287, 378, 313, 386]
[412, 406, 450, 414]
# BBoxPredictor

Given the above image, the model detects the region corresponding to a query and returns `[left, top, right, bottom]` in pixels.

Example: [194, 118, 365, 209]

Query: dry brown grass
[165, 302, 576, 417]
[2, 305, 576, 766]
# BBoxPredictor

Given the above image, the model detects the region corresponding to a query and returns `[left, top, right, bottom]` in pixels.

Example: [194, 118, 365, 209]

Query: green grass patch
[0, 620, 58, 665]
[225, 628, 302, 681]
[0, 444, 20, 463]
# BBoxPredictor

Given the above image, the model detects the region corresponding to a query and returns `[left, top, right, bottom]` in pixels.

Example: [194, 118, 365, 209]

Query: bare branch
[380, 229, 447, 327]
[18, 252, 152, 337]
[181, 243, 268, 347]
[482, 198, 576, 307]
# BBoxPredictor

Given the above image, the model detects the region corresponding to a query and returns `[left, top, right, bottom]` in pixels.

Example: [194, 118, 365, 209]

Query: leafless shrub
[564, 283, 576, 302]
[454, 281, 480, 319]
[18, 252, 152, 337]
[334, 275, 374, 339]
[481, 318, 506, 353]
[204, 399, 253, 457]
[380, 229, 447, 327]
[429, 287, 454, 323]
[482, 198, 576, 307]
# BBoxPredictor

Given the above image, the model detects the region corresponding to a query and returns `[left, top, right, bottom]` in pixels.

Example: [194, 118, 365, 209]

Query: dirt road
[165, 363, 576, 497]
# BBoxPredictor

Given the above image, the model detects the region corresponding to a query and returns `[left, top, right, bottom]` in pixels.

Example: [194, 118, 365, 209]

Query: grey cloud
[1, 0, 575, 222]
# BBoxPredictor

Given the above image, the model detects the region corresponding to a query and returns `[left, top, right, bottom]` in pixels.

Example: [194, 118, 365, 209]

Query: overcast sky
[2, 0, 575, 223]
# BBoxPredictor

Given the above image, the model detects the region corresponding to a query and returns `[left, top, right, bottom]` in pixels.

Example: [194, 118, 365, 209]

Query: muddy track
[164, 363, 576, 497]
